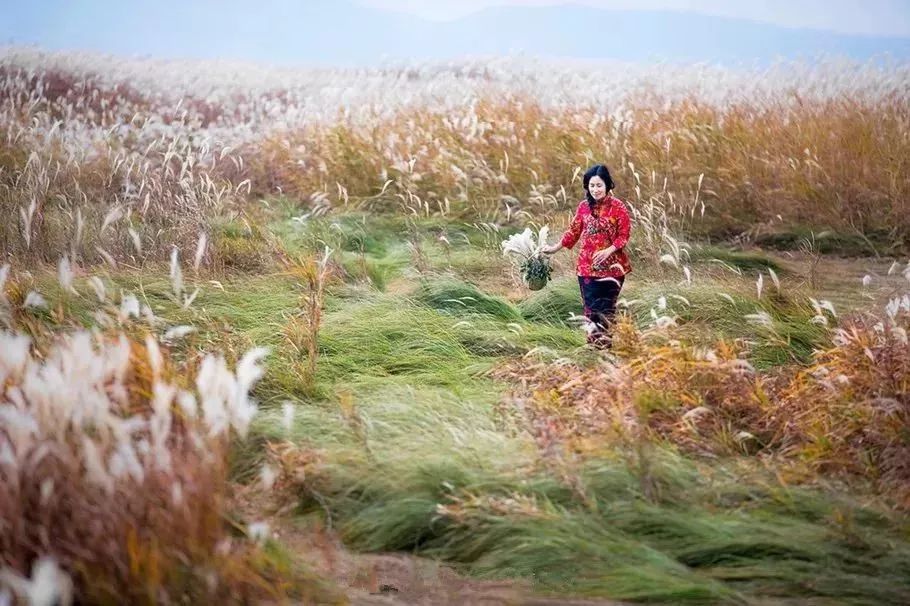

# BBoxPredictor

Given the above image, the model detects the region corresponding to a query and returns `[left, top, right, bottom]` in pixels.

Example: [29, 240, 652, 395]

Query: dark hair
[582, 164, 615, 207]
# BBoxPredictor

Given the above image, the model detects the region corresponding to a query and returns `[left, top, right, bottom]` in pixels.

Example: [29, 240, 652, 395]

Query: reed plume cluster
[3, 49, 909, 268]
[0, 328, 289, 604]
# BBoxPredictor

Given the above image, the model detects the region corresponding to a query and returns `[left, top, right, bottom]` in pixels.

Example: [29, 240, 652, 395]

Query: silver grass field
[1, 47, 910, 604]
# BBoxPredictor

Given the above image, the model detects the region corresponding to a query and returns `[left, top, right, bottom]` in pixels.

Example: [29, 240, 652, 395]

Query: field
[2, 47, 910, 604]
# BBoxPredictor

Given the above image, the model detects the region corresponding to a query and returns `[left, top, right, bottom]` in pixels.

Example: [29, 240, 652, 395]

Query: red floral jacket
[559, 196, 632, 278]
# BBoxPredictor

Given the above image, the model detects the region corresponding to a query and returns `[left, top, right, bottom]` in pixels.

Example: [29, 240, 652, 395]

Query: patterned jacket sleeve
[611, 201, 632, 250]
[560, 202, 585, 249]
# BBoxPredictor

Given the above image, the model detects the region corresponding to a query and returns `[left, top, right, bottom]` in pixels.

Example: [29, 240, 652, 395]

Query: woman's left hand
[592, 247, 615, 266]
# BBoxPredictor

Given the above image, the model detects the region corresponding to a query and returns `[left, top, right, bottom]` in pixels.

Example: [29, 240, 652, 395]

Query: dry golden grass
[500, 300, 910, 505]
[0, 329, 307, 604]
[2, 52, 908, 267]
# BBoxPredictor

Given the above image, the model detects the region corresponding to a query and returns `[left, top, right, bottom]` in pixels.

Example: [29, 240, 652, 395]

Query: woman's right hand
[540, 243, 562, 255]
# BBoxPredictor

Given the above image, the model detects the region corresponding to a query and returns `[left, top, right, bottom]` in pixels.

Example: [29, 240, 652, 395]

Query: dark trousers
[578, 275, 625, 347]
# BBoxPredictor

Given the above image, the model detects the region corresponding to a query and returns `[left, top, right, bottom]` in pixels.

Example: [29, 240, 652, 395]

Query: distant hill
[4, 0, 909, 65]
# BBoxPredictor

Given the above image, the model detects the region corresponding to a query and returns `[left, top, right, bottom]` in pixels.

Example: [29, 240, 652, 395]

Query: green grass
[518, 277, 583, 325]
[688, 245, 786, 274]
[275, 405, 910, 604]
[13, 210, 910, 604]
[414, 278, 521, 321]
[752, 226, 904, 257]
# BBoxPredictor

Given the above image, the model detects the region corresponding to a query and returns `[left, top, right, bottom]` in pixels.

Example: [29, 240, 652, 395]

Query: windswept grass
[267, 403, 910, 603]
[688, 245, 786, 274]
[317, 296, 498, 390]
[518, 277, 584, 325]
[414, 278, 521, 321]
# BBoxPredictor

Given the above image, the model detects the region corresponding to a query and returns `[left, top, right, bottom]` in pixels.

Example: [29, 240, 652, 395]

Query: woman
[541, 164, 632, 348]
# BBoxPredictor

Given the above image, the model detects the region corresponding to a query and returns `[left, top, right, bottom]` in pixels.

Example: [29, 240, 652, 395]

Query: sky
[2, 0, 908, 65]
[358, 0, 910, 37]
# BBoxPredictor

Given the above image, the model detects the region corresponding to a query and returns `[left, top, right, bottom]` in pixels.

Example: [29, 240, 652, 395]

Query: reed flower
[282, 401, 295, 432]
[23, 291, 47, 309]
[0, 327, 272, 602]
[57, 256, 75, 294]
[0, 557, 73, 606]
[501, 226, 552, 290]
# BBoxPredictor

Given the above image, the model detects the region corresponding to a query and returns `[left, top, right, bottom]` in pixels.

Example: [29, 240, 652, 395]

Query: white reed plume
[694, 348, 719, 363]
[729, 359, 756, 374]
[119, 293, 140, 320]
[196, 347, 269, 438]
[659, 254, 678, 268]
[127, 227, 142, 256]
[756, 273, 764, 298]
[669, 294, 691, 306]
[19, 198, 38, 249]
[819, 299, 837, 317]
[145, 333, 164, 379]
[24, 291, 47, 309]
[81, 436, 114, 493]
[181, 288, 200, 310]
[567, 313, 597, 335]
[0, 323, 269, 580]
[809, 297, 837, 320]
[501, 227, 549, 259]
[247, 521, 270, 544]
[193, 232, 207, 272]
[809, 315, 828, 326]
[142, 304, 159, 326]
[108, 439, 145, 483]
[735, 431, 757, 445]
[281, 401, 295, 432]
[0, 556, 73, 606]
[163, 325, 195, 342]
[71, 207, 84, 260]
[885, 294, 910, 320]
[169, 247, 183, 299]
[862, 274, 873, 288]
[100, 205, 124, 234]
[650, 307, 677, 329]
[0, 264, 10, 306]
[171, 482, 184, 506]
[177, 391, 198, 419]
[0, 333, 31, 386]
[87, 276, 106, 303]
[57, 256, 75, 294]
[260, 463, 277, 490]
[94, 246, 118, 269]
[767, 267, 780, 291]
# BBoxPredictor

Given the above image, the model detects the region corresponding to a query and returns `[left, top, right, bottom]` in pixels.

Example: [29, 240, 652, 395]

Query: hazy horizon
[3, 0, 910, 66]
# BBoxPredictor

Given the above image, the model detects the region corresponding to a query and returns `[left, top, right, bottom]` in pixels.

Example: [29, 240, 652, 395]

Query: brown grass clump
[501, 301, 910, 504]
[281, 247, 335, 391]
[0, 329, 302, 604]
[498, 316, 776, 458]
[777, 297, 910, 504]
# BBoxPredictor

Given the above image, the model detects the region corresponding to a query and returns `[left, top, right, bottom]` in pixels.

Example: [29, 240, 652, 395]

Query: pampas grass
[2, 49, 908, 265]
[0, 328, 288, 603]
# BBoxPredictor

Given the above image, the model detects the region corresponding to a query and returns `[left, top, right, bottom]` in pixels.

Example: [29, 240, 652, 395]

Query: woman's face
[587, 175, 608, 201]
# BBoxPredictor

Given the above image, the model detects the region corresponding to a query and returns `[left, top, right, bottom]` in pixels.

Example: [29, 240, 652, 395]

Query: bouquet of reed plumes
[501, 226, 552, 290]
